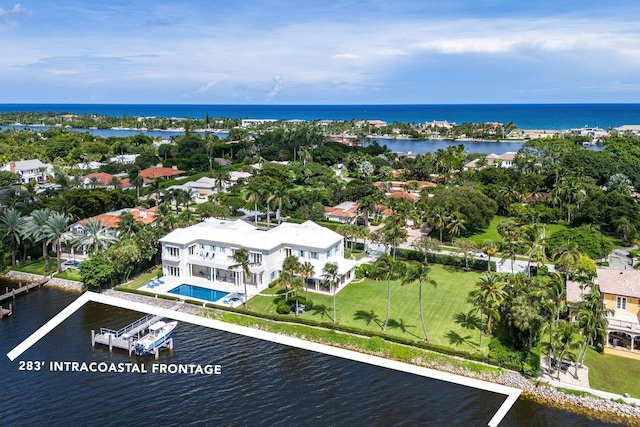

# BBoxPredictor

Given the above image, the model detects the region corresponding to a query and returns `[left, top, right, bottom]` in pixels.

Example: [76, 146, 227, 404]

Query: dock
[0, 277, 48, 303]
[1, 304, 11, 318]
[92, 303, 182, 358]
[0, 278, 48, 317]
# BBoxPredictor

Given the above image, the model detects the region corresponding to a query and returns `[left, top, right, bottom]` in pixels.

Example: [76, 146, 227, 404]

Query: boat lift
[91, 303, 181, 359]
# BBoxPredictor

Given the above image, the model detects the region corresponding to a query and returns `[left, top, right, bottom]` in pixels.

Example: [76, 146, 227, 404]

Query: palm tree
[46, 212, 70, 273]
[244, 184, 262, 226]
[129, 168, 144, 199]
[468, 273, 507, 350]
[299, 261, 315, 301]
[73, 218, 119, 255]
[229, 247, 258, 310]
[209, 168, 231, 193]
[446, 211, 467, 242]
[0, 208, 25, 266]
[521, 223, 547, 275]
[148, 178, 162, 206]
[481, 240, 499, 272]
[322, 262, 339, 323]
[20, 208, 51, 272]
[402, 262, 437, 341]
[411, 235, 440, 265]
[429, 206, 448, 243]
[372, 255, 403, 332]
[574, 284, 611, 374]
[357, 195, 377, 228]
[267, 185, 289, 224]
[117, 211, 139, 235]
[552, 242, 580, 286]
[551, 321, 582, 379]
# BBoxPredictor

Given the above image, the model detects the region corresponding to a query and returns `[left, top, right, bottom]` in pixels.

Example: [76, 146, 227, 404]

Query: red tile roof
[77, 207, 158, 229]
[139, 166, 185, 180]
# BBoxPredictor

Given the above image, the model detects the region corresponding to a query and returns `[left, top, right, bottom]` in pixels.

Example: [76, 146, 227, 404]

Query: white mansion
[159, 219, 358, 293]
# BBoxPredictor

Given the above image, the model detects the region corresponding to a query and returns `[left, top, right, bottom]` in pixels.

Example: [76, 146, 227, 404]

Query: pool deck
[141, 276, 258, 308]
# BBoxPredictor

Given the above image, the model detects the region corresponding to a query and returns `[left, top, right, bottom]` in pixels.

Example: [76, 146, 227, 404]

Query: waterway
[0, 287, 623, 426]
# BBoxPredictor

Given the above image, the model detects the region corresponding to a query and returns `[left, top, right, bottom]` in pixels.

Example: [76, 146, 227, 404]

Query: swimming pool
[168, 284, 229, 302]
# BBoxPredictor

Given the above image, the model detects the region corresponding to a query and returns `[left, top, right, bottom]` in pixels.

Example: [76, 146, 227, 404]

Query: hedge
[395, 248, 495, 272]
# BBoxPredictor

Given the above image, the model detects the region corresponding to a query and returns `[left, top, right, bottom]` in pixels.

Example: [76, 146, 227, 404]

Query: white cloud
[266, 75, 284, 101]
[195, 81, 217, 93]
[333, 53, 360, 60]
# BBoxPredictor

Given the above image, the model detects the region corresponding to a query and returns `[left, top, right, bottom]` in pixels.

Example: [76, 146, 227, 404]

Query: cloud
[333, 53, 361, 60]
[195, 81, 217, 93]
[266, 75, 284, 102]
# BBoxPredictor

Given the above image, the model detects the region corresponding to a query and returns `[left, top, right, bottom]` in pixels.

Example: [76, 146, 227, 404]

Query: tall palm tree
[552, 242, 580, 286]
[229, 247, 259, 310]
[299, 261, 315, 301]
[357, 195, 377, 228]
[129, 168, 144, 199]
[244, 184, 262, 226]
[372, 255, 403, 332]
[0, 208, 24, 266]
[402, 262, 437, 341]
[209, 168, 231, 193]
[20, 208, 51, 272]
[73, 218, 119, 255]
[322, 262, 339, 323]
[267, 185, 289, 224]
[46, 212, 70, 273]
[446, 211, 467, 242]
[551, 321, 582, 379]
[468, 273, 507, 350]
[481, 240, 499, 272]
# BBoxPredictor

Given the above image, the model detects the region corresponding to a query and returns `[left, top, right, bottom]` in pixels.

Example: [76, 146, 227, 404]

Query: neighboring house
[109, 154, 139, 164]
[373, 180, 436, 194]
[71, 206, 159, 234]
[596, 268, 640, 351]
[81, 172, 133, 189]
[0, 159, 53, 184]
[214, 158, 232, 167]
[139, 165, 185, 182]
[173, 171, 253, 201]
[159, 219, 357, 293]
[74, 161, 106, 170]
[463, 152, 517, 170]
[324, 201, 358, 224]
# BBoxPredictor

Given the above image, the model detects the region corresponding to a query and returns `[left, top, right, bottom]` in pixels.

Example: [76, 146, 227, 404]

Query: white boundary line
[7, 292, 521, 426]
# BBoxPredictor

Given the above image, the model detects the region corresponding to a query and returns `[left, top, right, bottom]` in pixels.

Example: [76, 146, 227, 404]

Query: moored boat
[134, 321, 178, 355]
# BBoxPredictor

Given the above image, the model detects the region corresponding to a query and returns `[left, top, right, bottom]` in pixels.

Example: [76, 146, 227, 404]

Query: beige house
[597, 269, 640, 351]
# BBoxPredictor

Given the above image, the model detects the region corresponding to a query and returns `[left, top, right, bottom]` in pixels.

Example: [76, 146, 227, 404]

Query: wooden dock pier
[1, 303, 11, 318]
[92, 303, 182, 358]
[0, 278, 48, 317]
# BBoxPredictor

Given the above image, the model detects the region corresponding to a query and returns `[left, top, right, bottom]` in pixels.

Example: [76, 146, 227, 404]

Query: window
[188, 245, 195, 255]
[299, 250, 305, 258]
[167, 247, 179, 257]
[310, 251, 319, 260]
[617, 297, 627, 310]
[250, 252, 263, 264]
[284, 247, 292, 258]
[168, 266, 181, 277]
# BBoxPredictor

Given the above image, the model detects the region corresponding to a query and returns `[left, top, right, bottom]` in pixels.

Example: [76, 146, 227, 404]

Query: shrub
[276, 301, 291, 314]
[367, 336, 385, 352]
[355, 264, 373, 279]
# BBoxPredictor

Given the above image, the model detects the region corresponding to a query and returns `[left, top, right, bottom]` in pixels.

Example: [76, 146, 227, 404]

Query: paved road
[608, 247, 636, 270]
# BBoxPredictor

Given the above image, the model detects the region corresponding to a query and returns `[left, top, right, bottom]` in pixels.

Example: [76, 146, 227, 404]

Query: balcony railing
[607, 317, 640, 334]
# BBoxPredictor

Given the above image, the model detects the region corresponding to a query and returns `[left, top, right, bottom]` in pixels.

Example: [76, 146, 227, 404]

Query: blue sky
[1, 1, 640, 104]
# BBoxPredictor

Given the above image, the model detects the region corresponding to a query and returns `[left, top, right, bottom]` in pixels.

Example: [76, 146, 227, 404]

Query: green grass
[117, 267, 163, 291]
[464, 215, 571, 245]
[250, 264, 488, 352]
[206, 309, 502, 376]
[584, 348, 640, 398]
[12, 258, 82, 281]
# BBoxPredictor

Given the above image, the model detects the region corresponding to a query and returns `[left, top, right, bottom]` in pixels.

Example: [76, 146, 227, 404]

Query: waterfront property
[158, 218, 358, 297]
[597, 269, 640, 352]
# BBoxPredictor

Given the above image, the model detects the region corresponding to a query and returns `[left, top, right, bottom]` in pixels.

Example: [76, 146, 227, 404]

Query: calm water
[0, 287, 623, 426]
[1, 103, 640, 130]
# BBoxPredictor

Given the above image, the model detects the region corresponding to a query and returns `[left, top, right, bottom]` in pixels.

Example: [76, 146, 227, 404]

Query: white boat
[134, 321, 178, 355]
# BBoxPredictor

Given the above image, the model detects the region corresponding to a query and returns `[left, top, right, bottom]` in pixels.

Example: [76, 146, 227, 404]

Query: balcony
[606, 312, 640, 334]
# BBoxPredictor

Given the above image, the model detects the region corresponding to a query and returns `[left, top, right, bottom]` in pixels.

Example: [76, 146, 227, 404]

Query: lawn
[250, 264, 488, 352]
[584, 349, 640, 397]
[12, 258, 81, 281]
[464, 215, 571, 244]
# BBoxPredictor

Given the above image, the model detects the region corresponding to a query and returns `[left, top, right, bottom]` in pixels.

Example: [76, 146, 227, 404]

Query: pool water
[168, 284, 229, 302]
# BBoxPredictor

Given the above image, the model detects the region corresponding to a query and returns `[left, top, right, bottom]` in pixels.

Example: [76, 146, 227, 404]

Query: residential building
[159, 219, 357, 294]
[596, 268, 640, 351]
[71, 206, 159, 234]
[109, 154, 139, 164]
[463, 152, 517, 170]
[81, 172, 133, 189]
[139, 165, 185, 182]
[324, 201, 358, 224]
[0, 159, 53, 184]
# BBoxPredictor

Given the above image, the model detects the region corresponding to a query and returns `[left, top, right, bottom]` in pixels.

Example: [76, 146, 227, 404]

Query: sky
[1, 1, 640, 104]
